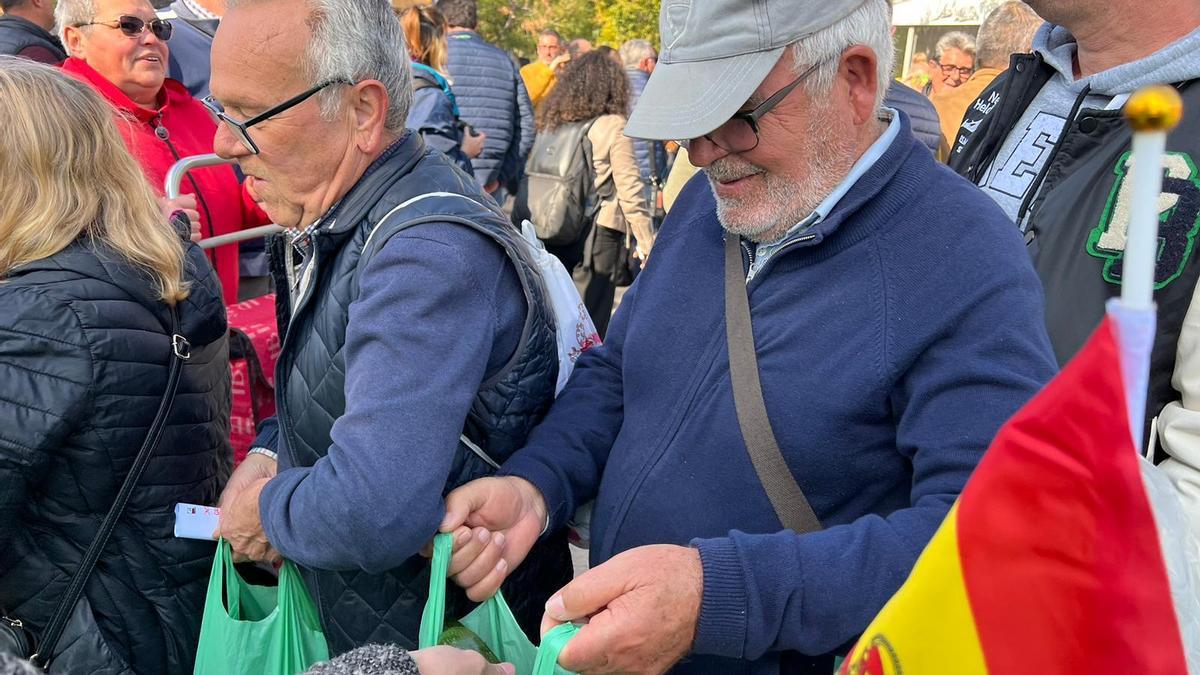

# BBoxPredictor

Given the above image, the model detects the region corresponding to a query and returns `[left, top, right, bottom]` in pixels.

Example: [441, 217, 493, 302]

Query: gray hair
[619, 39, 655, 69]
[539, 28, 564, 45]
[790, 0, 895, 112]
[227, 0, 412, 134]
[975, 1, 1041, 69]
[54, 0, 95, 44]
[934, 30, 977, 60]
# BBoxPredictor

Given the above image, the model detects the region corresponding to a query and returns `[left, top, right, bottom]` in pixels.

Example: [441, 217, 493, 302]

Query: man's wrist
[510, 476, 549, 535]
[248, 446, 277, 462]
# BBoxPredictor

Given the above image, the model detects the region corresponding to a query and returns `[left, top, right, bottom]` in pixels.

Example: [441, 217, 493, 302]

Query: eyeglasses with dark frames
[679, 57, 830, 155]
[202, 79, 351, 155]
[75, 15, 173, 41]
[933, 61, 974, 78]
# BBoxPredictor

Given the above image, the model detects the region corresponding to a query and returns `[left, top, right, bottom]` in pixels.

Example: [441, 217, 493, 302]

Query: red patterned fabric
[226, 294, 279, 464]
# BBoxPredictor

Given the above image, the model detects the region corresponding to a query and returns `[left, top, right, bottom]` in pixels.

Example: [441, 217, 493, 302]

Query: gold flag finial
[1125, 85, 1184, 133]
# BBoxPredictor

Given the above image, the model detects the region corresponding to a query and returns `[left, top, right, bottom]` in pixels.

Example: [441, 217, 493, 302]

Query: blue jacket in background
[625, 68, 668, 187]
[445, 29, 535, 192]
[883, 81, 942, 156]
[500, 114, 1057, 673]
[162, 1, 216, 99]
[407, 64, 475, 177]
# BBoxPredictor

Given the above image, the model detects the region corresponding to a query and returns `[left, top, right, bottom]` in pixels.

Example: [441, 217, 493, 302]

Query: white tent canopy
[891, 0, 1008, 26]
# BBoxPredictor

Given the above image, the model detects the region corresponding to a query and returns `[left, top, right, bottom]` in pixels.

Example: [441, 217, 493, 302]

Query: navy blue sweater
[501, 118, 1057, 671]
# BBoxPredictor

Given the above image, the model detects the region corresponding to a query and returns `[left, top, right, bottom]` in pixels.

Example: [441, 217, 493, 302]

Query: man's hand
[541, 545, 703, 674]
[217, 476, 281, 563]
[410, 646, 515, 675]
[217, 452, 277, 512]
[463, 126, 487, 159]
[550, 53, 571, 71]
[439, 476, 547, 601]
[214, 453, 280, 562]
[160, 194, 201, 242]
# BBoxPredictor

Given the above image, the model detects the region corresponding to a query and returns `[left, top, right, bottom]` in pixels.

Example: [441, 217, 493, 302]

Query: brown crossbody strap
[724, 235, 822, 534]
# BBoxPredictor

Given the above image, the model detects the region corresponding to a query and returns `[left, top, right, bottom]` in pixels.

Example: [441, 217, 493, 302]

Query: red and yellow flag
[841, 317, 1189, 674]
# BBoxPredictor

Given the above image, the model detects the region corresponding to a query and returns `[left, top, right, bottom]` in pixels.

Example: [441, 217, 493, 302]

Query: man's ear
[838, 45, 880, 126]
[349, 80, 390, 154]
[63, 25, 87, 59]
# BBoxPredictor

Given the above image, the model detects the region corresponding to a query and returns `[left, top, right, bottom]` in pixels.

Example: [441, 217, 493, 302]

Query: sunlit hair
[537, 50, 630, 132]
[0, 57, 188, 303]
[400, 4, 450, 76]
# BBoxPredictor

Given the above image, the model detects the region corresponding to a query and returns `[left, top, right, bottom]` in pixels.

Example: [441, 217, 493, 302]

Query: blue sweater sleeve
[690, 233, 1057, 659]
[258, 225, 516, 573]
[498, 284, 635, 531]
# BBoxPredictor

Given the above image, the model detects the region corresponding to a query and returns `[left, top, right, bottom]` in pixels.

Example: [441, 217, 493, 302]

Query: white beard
[707, 115, 858, 243]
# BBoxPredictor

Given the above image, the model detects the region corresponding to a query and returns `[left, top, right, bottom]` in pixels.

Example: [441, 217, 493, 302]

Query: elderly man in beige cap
[437, 0, 1057, 672]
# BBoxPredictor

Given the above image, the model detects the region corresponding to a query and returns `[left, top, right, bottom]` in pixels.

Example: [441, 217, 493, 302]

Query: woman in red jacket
[58, 0, 269, 304]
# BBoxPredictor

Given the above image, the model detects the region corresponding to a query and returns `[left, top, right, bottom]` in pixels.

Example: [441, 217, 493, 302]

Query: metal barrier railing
[165, 153, 285, 250]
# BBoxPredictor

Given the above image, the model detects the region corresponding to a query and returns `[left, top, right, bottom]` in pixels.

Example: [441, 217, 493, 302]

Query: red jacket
[63, 57, 270, 304]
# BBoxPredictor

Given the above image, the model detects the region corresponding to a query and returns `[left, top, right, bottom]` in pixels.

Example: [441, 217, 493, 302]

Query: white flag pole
[1121, 86, 1184, 310]
[1113, 86, 1184, 455]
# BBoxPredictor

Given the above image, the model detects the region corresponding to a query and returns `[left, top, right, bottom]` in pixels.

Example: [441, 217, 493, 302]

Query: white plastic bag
[520, 220, 600, 394]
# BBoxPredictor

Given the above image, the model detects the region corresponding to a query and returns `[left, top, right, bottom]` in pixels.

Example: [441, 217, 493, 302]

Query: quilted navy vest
[269, 133, 568, 654]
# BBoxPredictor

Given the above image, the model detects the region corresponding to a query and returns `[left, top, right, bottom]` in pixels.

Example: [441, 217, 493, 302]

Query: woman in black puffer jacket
[0, 58, 231, 674]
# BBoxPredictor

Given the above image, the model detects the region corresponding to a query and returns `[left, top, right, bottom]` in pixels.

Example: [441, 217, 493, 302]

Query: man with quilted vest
[209, 0, 570, 655]
[948, 0, 1200, 537]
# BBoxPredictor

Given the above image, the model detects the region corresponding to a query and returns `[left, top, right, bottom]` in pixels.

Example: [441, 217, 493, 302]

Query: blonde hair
[0, 57, 188, 303]
[400, 5, 449, 75]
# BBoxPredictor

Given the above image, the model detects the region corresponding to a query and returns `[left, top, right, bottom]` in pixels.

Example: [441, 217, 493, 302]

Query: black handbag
[0, 306, 189, 669]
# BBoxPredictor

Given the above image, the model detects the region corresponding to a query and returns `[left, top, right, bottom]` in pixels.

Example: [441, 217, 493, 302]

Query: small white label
[174, 503, 220, 541]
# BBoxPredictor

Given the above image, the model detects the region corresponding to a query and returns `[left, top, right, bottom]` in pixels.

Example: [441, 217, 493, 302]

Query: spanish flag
[840, 308, 1196, 675]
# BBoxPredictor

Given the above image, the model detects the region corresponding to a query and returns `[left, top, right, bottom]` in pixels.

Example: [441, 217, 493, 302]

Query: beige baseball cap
[625, 0, 869, 141]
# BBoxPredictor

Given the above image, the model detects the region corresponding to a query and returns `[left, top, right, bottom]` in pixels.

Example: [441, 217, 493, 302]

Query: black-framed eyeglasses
[75, 15, 173, 41]
[934, 61, 974, 78]
[202, 79, 351, 155]
[679, 57, 828, 155]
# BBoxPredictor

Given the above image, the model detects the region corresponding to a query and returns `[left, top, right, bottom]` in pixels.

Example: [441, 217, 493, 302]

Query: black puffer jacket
[0, 238, 232, 674]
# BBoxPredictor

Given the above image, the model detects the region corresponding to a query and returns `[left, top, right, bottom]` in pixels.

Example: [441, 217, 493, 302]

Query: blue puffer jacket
[407, 64, 475, 176]
[883, 81, 943, 156]
[446, 29, 535, 191]
[626, 68, 668, 187]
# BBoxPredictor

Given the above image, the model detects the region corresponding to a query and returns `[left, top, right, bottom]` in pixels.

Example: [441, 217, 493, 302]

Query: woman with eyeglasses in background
[56, 0, 270, 305]
[398, 3, 485, 176]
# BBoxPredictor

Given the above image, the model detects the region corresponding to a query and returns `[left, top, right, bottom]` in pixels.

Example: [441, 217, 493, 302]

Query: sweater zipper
[745, 233, 819, 284]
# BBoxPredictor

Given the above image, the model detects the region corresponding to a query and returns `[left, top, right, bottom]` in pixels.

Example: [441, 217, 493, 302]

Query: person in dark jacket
[0, 0, 64, 63]
[208, 0, 569, 656]
[620, 38, 667, 208]
[0, 58, 231, 674]
[400, 4, 484, 176]
[440, 0, 536, 198]
[948, 0, 1200, 524]
[439, 1, 1057, 673]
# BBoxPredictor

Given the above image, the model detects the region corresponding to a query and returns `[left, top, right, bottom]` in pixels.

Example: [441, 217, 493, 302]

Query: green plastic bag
[194, 540, 330, 675]
[419, 534, 580, 674]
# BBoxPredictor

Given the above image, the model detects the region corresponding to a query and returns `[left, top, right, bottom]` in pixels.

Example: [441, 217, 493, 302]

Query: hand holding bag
[419, 534, 579, 674]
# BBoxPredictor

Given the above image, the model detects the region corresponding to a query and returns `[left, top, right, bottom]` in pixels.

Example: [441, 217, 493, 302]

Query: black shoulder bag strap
[31, 306, 191, 669]
[724, 235, 822, 534]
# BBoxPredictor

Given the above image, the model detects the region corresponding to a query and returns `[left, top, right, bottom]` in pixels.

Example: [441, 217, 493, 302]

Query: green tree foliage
[475, 0, 660, 60]
[594, 0, 660, 49]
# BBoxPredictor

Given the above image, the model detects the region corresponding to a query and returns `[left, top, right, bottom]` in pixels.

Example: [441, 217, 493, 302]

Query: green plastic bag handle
[419, 533, 453, 648]
[532, 623, 580, 675]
